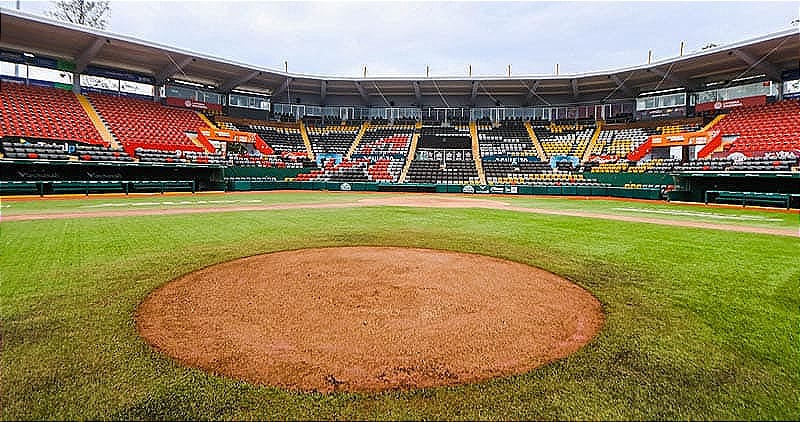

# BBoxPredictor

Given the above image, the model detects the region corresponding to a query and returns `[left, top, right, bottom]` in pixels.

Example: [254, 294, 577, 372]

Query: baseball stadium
[1, 4, 799, 420]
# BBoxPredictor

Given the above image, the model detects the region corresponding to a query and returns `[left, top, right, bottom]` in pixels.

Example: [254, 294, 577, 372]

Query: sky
[2, 1, 799, 77]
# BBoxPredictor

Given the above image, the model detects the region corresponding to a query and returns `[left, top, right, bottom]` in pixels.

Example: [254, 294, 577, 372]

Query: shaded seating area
[404, 124, 478, 184]
[478, 120, 539, 159]
[246, 124, 308, 156]
[295, 158, 371, 182]
[307, 124, 359, 155]
[133, 148, 225, 165]
[587, 119, 701, 161]
[534, 123, 595, 157]
[1, 139, 133, 162]
[405, 159, 479, 185]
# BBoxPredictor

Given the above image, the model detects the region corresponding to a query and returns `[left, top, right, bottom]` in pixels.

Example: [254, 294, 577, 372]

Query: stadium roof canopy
[1, 7, 798, 107]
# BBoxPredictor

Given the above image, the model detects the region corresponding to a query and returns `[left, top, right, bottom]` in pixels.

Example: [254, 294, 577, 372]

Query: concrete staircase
[346, 122, 370, 159]
[76, 93, 121, 149]
[195, 111, 219, 130]
[185, 132, 212, 152]
[581, 122, 604, 162]
[524, 121, 547, 160]
[398, 122, 422, 183]
[298, 121, 315, 160]
[469, 121, 486, 185]
[701, 113, 727, 132]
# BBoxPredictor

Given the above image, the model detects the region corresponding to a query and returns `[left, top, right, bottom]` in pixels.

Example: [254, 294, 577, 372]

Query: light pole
[15, 0, 20, 77]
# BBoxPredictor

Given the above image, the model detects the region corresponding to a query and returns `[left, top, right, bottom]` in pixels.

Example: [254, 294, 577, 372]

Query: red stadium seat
[87, 92, 210, 154]
[0, 81, 106, 145]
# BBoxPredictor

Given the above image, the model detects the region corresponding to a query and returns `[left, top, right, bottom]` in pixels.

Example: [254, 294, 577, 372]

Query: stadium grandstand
[1, 7, 798, 207]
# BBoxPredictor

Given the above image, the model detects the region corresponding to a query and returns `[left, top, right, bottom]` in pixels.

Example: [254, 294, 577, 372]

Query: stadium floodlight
[172, 79, 204, 88]
[732, 74, 767, 83]
[639, 87, 685, 97]
[23, 52, 34, 57]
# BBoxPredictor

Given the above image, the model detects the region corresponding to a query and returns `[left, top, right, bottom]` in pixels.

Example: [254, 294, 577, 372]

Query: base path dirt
[137, 246, 604, 393]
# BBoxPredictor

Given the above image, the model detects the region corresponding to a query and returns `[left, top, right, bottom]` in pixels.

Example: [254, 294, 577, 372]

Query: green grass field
[2, 192, 798, 420]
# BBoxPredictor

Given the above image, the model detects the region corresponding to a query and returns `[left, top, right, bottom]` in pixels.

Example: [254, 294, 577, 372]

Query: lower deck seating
[588, 120, 702, 160]
[727, 156, 797, 171]
[478, 120, 539, 159]
[589, 127, 658, 158]
[589, 162, 630, 173]
[295, 159, 369, 182]
[1, 139, 133, 162]
[134, 148, 224, 165]
[247, 124, 308, 156]
[488, 172, 600, 186]
[631, 158, 681, 173]
[596, 154, 798, 174]
[226, 152, 312, 169]
[294, 124, 414, 182]
[307, 125, 359, 155]
[294, 157, 405, 183]
[535, 124, 595, 157]
[404, 160, 479, 184]
[484, 160, 602, 185]
[353, 134, 411, 158]
[483, 160, 551, 179]
[673, 158, 733, 172]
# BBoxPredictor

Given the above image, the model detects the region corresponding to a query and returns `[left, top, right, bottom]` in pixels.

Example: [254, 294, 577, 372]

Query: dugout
[670, 171, 800, 208]
[0, 159, 225, 195]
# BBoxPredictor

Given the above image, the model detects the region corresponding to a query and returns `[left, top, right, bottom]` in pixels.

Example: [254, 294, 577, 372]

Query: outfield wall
[226, 180, 665, 200]
[222, 167, 305, 180]
[588, 172, 675, 187]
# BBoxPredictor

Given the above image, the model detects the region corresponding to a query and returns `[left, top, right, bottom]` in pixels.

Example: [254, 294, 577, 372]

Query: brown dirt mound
[136, 247, 604, 393]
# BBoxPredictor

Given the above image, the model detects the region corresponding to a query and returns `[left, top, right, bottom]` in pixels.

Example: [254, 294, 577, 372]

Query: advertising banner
[694, 95, 766, 112]
[462, 185, 518, 194]
[649, 130, 716, 146]
[316, 153, 343, 167]
[636, 107, 686, 120]
[198, 128, 258, 143]
[164, 97, 223, 112]
[85, 65, 154, 84]
[783, 79, 800, 99]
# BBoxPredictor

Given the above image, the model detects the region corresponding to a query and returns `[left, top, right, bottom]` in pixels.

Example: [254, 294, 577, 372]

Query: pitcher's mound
[136, 247, 603, 392]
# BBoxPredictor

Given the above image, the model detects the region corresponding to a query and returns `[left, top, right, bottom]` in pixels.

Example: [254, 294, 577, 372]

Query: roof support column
[72, 73, 81, 94]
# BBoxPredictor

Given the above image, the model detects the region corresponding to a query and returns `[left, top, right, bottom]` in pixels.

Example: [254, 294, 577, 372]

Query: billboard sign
[694, 95, 766, 112]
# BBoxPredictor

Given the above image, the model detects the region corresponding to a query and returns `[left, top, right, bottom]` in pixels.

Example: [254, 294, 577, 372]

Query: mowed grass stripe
[1, 206, 798, 420]
[3, 191, 798, 230]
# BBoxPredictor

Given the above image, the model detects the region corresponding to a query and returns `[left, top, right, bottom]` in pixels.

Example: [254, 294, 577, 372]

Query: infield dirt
[136, 247, 604, 392]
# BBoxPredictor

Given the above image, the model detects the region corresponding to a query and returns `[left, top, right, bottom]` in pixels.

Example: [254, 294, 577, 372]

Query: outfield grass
[1, 195, 798, 420]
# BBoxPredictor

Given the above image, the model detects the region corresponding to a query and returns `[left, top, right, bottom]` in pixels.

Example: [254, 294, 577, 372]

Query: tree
[47, 0, 110, 29]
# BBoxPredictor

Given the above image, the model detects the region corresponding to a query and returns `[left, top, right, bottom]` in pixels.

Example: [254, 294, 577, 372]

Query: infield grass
[1, 194, 798, 420]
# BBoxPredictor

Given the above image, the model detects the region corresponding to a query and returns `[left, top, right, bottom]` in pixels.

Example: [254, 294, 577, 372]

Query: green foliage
[1, 195, 798, 420]
[46, 0, 110, 29]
